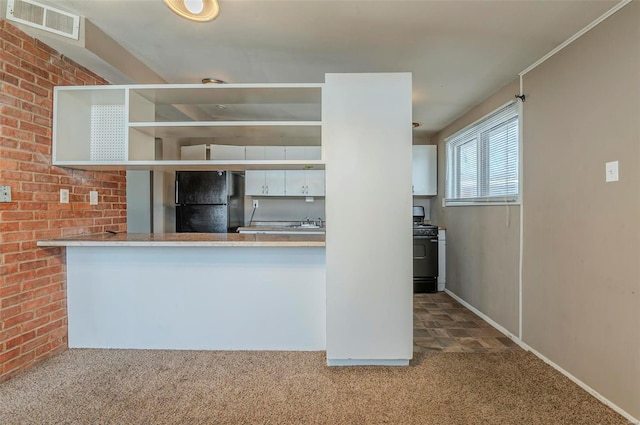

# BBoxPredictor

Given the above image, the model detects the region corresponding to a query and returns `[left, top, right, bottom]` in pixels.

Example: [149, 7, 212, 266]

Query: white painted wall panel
[66, 246, 326, 351]
[323, 73, 413, 363]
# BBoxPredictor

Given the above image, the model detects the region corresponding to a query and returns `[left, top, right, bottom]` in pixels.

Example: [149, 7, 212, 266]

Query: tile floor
[414, 292, 520, 353]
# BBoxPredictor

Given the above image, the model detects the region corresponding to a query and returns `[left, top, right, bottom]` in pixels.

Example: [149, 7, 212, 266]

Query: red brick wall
[0, 20, 126, 381]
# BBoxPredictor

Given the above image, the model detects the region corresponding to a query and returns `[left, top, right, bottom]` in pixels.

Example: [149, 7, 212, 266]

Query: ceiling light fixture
[164, 0, 220, 22]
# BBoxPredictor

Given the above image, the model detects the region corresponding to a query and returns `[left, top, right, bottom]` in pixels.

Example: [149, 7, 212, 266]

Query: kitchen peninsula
[38, 233, 326, 351]
[45, 73, 413, 366]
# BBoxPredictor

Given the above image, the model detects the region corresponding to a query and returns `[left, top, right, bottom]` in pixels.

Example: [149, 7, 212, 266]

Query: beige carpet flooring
[0, 349, 628, 424]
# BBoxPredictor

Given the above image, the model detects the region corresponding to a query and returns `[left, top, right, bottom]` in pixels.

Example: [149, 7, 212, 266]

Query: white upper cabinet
[180, 144, 207, 160]
[285, 146, 322, 160]
[412, 145, 437, 196]
[209, 144, 246, 160]
[305, 170, 325, 196]
[284, 170, 325, 196]
[52, 84, 324, 171]
[245, 146, 286, 160]
[248, 169, 325, 197]
[245, 170, 286, 196]
[284, 170, 307, 196]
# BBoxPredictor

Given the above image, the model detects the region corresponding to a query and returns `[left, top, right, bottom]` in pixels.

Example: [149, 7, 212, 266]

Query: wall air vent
[6, 0, 80, 40]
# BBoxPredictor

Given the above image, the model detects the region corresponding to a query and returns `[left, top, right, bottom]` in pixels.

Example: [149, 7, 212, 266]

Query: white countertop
[37, 232, 326, 247]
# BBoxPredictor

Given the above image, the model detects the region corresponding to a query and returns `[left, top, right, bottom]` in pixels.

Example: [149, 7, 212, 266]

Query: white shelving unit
[53, 74, 412, 366]
[53, 83, 324, 171]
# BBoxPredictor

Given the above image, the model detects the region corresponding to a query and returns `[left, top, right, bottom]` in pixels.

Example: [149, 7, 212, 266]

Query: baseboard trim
[327, 359, 410, 367]
[517, 340, 639, 424]
[444, 289, 639, 425]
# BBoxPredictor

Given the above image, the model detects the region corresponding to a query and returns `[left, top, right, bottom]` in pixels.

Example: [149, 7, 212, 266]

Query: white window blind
[445, 102, 519, 204]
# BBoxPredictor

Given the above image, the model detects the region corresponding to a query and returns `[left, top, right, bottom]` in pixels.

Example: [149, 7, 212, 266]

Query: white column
[323, 73, 413, 365]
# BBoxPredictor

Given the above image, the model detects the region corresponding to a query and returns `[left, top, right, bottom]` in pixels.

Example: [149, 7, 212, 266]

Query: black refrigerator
[175, 171, 244, 233]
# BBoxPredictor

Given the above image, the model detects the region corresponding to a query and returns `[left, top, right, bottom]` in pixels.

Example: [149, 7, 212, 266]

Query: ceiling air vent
[6, 0, 80, 40]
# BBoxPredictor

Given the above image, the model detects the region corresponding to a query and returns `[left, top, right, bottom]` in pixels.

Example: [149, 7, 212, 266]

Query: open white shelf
[128, 121, 321, 139]
[53, 83, 323, 168]
[129, 84, 322, 107]
[52, 160, 326, 172]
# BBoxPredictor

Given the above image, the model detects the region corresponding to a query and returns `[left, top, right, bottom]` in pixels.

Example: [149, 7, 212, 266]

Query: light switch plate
[0, 185, 11, 202]
[60, 188, 69, 204]
[605, 161, 619, 182]
[90, 191, 98, 205]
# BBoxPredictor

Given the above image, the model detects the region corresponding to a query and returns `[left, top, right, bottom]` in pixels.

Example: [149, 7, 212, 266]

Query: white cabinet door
[284, 146, 305, 160]
[209, 144, 245, 160]
[245, 146, 264, 160]
[285, 146, 322, 160]
[265, 146, 286, 160]
[264, 171, 285, 196]
[412, 145, 437, 196]
[305, 170, 325, 196]
[245, 146, 286, 160]
[284, 170, 325, 196]
[180, 144, 207, 160]
[306, 146, 322, 160]
[285, 170, 307, 196]
[245, 171, 266, 195]
[246, 171, 285, 196]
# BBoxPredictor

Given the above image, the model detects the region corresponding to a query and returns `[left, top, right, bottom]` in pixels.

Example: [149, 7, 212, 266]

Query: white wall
[324, 73, 413, 363]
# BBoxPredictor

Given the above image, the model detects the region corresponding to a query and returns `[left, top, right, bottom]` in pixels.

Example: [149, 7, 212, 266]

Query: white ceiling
[22, 0, 618, 138]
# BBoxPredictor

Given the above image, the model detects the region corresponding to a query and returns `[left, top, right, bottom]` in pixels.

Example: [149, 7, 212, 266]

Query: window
[445, 102, 519, 204]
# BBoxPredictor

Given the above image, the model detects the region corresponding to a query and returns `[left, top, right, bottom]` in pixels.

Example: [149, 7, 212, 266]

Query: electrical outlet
[0, 185, 11, 202]
[252, 200, 259, 208]
[60, 188, 69, 204]
[90, 191, 98, 205]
